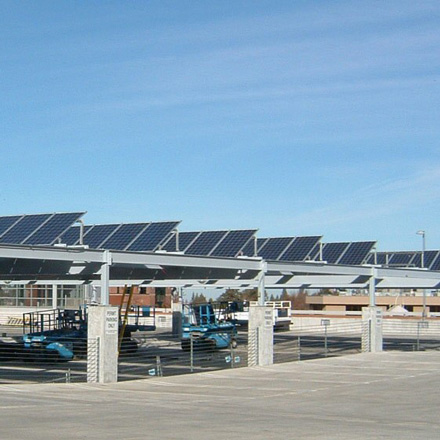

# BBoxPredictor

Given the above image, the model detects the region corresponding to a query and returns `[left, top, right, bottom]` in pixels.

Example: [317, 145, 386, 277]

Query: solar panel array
[308, 241, 376, 265]
[160, 229, 257, 258]
[2, 212, 439, 271]
[367, 250, 440, 270]
[240, 236, 322, 262]
[61, 221, 180, 251]
[0, 212, 85, 246]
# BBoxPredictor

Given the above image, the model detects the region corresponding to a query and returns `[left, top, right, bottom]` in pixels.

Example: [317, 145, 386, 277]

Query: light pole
[416, 230, 426, 268]
[416, 230, 426, 319]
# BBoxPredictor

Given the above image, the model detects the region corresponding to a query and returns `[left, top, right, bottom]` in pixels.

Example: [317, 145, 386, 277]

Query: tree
[190, 292, 208, 304]
[217, 289, 242, 302]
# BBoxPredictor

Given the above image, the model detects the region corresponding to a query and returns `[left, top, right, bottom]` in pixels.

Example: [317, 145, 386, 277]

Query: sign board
[265, 309, 273, 328]
[105, 309, 118, 335]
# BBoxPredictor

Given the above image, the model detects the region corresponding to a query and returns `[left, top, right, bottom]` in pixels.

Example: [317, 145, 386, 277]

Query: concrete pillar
[248, 305, 273, 366]
[362, 306, 383, 353]
[171, 297, 182, 338]
[87, 305, 119, 383]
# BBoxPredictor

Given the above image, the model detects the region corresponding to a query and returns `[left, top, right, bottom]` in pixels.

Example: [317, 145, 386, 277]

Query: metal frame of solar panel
[0, 212, 85, 245]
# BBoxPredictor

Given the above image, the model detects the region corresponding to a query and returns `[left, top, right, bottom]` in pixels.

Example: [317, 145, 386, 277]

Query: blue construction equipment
[22, 307, 88, 361]
[21, 302, 156, 361]
[181, 303, 238, 351]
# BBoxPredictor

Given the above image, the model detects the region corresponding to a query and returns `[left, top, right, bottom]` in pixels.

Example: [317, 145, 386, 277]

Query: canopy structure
[1, 243, 440, 305]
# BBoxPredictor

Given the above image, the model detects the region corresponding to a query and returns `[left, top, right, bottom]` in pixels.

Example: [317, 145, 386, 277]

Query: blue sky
[1, 1, 439, 251]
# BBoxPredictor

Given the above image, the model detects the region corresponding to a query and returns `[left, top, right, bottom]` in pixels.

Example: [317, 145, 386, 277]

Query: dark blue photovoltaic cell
[210, 230, 257, 257]
[338, 241, 376, 265]
[185, 231, 228, 256]
[279, 236, 322, 262]
[389, 253, 414, 265]
[81, 224, 120, 248]
[430, 253, 440, 271]
[321, 242, 350, 264]
[162, 231, 200, 252]
[60, 225, 93, 245]
[0, 214, 52, 244]
[100, 223, 148, 250]
[128, 221, 180, 251]
[24, 212, 85, 245]
[241, 237, 264, 257]
[0, 216, 23, 237]
[412, 250, 438, 269]
[258, 237, 294, 260]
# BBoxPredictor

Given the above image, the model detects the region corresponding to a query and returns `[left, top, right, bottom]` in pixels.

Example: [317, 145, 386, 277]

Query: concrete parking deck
[1, 351, 439, 439]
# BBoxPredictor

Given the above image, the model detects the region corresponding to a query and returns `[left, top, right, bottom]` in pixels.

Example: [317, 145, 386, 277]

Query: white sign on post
[105, 309, 118, 335]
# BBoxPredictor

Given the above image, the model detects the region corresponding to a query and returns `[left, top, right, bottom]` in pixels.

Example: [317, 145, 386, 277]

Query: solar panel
[60, 225, 90, 246]
[412, 250, 439, 269]
[24, 212, 85, 245]
[241, 237, 264, 257]
[100, 223, 148, 250]
[389, 252, 414, 266]
[257, 237, 294, 260]
[430, 253, 440, 271]
[375, 252, 391, 265]
[0, 214, 52, 244]
[161, 231, 201, 252]
[321, 242, 351, 264]
[338, 241, 376, 265]
[185, 231, 229, 256]
[127, 221, 180, 252]
[77, 224, 120, 248]
[279, 236, 322, 262]
[0, 215, 23, 237]
[210, 230, 257, 258]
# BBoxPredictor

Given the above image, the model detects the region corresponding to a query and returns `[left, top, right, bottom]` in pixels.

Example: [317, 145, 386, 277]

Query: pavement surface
[0, 350, 439, 440]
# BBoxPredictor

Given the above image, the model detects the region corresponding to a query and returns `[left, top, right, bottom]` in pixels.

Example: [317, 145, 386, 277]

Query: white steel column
[257, 261, 267, 306]
[52, 284, 58, 309]
[369, 266, 377, 307]
[100, 250, 111, 306]
[363, 266, 383, 352]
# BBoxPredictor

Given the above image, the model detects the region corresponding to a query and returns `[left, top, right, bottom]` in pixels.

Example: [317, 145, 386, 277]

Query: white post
[52, 284, 58, 309]
[172, 287, 183, 337]
[87, 305, 119, 383]
[257, 261, 267, 306]
[362, 266, 383, 352]
[248, 304, 273, 366]
[100, 250, 111, 306]
[369, 266, 377, 307]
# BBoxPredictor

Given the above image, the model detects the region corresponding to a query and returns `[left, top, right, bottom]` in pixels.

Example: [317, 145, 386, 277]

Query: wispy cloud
[290, 167, 440, 229]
